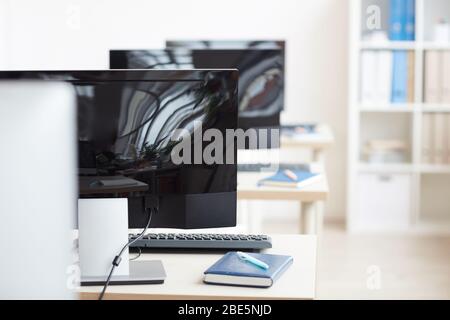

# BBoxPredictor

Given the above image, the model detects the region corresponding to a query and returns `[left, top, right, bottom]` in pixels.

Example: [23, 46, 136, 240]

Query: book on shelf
[407, 51, 415, 102]
[422, 113, 450, 165]
[360, 50, 414, 106]
[392, 50, 408, 103]
[442, 51, 450, 104]
[377, 50, 393, 104]
[389, 0, 416, 41]
[424, 50, 450, 104]
[361, 50, 393, 104]
[389, 0, 404, 41]
[364, 139, 408, 163]
[424, 50, 443, 103]
[434, 113, 446, 163]
[447, 115, 450, 163]
[422, 113, 432, 164]
[366, 139, 407, 150]
[361, 50, 377, 103]
[404, 0, 416, 41]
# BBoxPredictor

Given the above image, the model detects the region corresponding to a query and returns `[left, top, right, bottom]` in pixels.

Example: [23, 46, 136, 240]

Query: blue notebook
[204, 252, 293, 288]
[258, 169, 321, 188]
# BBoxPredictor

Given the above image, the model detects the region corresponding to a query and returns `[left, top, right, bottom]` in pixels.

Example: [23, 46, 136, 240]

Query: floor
[261, 218, 450, 300]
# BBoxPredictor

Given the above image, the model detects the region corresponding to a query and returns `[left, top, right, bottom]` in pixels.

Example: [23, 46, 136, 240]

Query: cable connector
[145, 195, 159, 212]
[112, 255, 122, 267]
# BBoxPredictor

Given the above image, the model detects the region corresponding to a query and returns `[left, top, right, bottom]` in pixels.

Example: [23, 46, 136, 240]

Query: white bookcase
[348, 0, 450, 233]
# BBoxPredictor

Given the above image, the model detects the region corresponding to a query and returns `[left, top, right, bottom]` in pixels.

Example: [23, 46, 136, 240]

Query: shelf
[422, 42, 450, 50]
[360, 42, 450, 51]
[349, 0, 450, 234]
[421, 104, 450, 112]
[359, 104, 450, 113]
[358, 163, 414, 173]
[420, 164, 450, 174]
[359, 103, 416, 112]
[359, 41, 416, 50]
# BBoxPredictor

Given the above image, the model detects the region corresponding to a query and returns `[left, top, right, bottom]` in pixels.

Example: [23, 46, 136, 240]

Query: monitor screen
[110, 48, 284, 131]
[166, 39, 285, 114]
[0, 70, 238, 228]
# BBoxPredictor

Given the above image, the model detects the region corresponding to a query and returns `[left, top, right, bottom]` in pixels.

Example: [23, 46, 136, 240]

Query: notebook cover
[258, 170, 319, 186]
[204, 252, 293, 286]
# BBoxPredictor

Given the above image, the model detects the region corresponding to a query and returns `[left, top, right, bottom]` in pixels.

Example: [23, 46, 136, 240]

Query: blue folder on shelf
[203, 252, 293, 288]
[404, 0, 416, 41]
[389, 0, 405, 40]
[389, 0, 416, 41]
[391, 50, 408, 103]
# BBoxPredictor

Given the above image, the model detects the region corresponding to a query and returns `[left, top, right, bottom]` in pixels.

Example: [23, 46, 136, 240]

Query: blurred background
[0, 0, 448, 299]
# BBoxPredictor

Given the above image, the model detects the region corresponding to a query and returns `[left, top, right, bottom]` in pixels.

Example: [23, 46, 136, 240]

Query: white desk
[237, 167, 328, 234]
[281, 124, 334, 163]
[79, 235, 317, 300]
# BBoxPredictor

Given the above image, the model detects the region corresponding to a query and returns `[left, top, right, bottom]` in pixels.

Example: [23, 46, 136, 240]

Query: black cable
[129, 247, 142, 261]
[98, 208, 153, 300]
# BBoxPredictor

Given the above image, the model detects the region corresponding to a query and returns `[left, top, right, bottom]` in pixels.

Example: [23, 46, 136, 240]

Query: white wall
[0, 0, 9, 69]
[1, 0, 349, 219]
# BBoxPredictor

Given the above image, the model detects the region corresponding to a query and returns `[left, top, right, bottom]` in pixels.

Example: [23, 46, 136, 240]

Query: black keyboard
[128, 233, 272, 251]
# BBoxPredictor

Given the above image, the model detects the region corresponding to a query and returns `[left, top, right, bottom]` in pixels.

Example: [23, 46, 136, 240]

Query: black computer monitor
[165, 39, 285, 50]
[110, 48, 284, 133]
[0, 70, 238, 229]
[166, 39, 286, 109]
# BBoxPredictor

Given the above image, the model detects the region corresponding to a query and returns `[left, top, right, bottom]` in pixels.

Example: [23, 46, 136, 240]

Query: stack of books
[363, 139, 408, 163]
[422, 113, 450, 164]
[424, 51, 450, 104]
[360, 50, 415, 104]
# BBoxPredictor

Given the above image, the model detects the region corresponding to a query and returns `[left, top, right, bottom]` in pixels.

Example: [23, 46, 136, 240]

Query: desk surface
[79, 235, 317, 300]
[237, 168, 329, 202]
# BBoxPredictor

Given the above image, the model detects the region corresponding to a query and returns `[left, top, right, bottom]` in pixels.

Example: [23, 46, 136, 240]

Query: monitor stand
[80, 260, 166, 286]
[78, 198, 166, 286]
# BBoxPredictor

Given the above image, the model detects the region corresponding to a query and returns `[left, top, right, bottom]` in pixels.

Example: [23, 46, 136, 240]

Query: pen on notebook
[283, 169, 298, 181]
[236, 251, 269, 270]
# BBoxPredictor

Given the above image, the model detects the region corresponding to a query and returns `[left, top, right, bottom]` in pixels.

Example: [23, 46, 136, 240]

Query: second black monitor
[110, 46, 284, 132]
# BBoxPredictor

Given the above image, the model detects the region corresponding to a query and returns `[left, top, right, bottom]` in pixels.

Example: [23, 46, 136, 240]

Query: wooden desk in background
[237, 167, 328, 235]
[79, 235, 317, 300]
[281, 124, 334, 163]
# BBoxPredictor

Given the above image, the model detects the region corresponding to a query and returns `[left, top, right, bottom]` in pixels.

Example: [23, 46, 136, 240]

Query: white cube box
[355, 173, 412, 231]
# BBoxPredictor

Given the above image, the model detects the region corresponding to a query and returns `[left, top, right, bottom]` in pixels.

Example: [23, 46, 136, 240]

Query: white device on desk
[78, 199, 130, 277]
[77, 198, 166, 287]
[0, 82, 76, 299]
